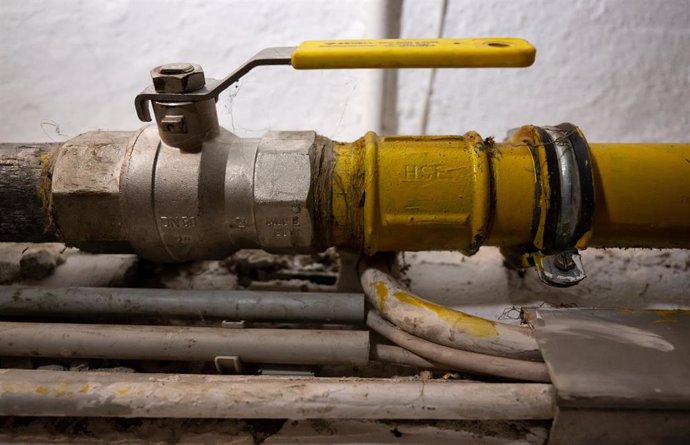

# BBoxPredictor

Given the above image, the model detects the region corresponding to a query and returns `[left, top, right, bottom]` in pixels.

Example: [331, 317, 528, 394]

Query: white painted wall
[2, 0, 687, 142]
[0, 0, 390, 143]
[398, 0, 690, 142]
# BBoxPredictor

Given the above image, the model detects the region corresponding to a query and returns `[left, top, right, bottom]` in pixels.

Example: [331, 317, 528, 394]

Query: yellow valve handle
[136, 37, 536, 122]
[291, 38, 536, 69]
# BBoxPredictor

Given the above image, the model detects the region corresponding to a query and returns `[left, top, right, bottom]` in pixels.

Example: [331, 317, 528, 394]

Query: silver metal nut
[151, 63, 205, 93]
[253, 131, 316, 252]
[51, 131, 133, 250]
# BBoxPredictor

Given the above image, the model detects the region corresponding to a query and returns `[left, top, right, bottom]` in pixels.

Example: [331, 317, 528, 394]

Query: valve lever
[291, 37, 536, 69]
[135, 47, 294, 122]
[135, 38, 535, 122]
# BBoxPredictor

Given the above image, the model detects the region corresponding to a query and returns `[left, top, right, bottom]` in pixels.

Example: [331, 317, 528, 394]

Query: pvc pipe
[0, 322, 369, 366]
[0, 286, 365, 324]
[360, 264, 542, 360]
[367, 311, 551, 382]
[0, 369, 556, 419]
[370, 343, 441, 369]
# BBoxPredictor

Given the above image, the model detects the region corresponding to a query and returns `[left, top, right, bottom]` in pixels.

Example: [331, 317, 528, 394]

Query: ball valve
[17, 38, 690, 286]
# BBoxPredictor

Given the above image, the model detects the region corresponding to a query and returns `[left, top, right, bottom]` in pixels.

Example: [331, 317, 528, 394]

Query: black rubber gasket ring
[536, 127, 561, 253]
[556, 123, 595, 245]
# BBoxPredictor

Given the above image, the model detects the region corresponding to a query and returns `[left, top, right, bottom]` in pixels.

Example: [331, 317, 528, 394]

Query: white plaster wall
[398, 0, 690, 142]
[3, 0, 687, 142]
[0, 0, 390, 143]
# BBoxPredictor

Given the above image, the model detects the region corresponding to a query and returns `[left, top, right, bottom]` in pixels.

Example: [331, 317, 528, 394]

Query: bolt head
[151, 63, 205, 93]
[553, 253, 576, 271]
[159, 63, 194, 75]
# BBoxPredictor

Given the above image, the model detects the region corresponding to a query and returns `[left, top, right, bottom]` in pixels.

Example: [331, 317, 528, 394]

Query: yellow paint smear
[53, 383, 75, 398]
[373, 281, 389, 311]
[654, 309, 690, 324]
[79, 384, 90, 394]
[35, 386, 49, 395]
[393, 291, 499, 338]
[118, 388, 128, 395]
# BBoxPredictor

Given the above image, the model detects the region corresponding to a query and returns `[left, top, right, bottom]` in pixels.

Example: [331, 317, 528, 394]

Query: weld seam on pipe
[360, 265, 542, 360]
[0, 369, 556, 419]
[0, 322, 369, 366]
[367, 311, 551, 382]
[0, 286, 365, 323]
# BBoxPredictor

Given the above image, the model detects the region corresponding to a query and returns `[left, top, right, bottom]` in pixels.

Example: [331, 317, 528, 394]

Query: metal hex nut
[151, 63, 205, 93]
[51, 131, 133, 248]
[253, 131, 316, 252]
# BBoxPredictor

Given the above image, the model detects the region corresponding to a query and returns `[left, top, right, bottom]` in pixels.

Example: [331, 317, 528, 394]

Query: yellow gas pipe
[330, 127, 690, 255]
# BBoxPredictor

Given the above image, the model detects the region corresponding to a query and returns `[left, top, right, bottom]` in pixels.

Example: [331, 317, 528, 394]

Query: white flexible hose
[367, 311, 550, 382]
[360, 262, 542, 361]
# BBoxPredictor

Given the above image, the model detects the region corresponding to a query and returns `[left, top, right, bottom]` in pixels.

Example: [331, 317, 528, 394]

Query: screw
[553, 253, 576, 271]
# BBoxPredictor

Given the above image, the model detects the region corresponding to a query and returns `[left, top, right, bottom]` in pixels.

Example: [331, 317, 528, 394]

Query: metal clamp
[531, 123, 595, 287]
[533, 250, 587, 287]
[214, 356, 243, 374]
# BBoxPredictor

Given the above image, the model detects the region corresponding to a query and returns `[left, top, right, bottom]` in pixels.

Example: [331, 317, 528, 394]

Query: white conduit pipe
[367, 311, 551, 382]
[371, 343, 442, 369]
[360, 265, 543, 361]
[0, 322, 369, 366]
[0, 286, 365, 323]
[0, 369, 556, 419]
